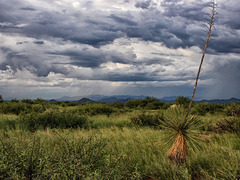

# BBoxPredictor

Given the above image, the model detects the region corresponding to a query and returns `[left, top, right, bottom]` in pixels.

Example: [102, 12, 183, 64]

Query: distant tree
[0, 95, 3, 103]
[175, 96, 190, 108]
[22, 99, 33, 104]
[11, 98, 19, 103]
[33, 98, 46, 104]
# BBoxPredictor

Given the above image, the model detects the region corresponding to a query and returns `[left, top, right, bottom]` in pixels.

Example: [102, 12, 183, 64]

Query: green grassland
[0, 98, 239, 179]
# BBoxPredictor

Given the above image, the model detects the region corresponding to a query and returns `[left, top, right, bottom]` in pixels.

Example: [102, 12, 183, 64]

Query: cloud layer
[0, 0, 240, 99]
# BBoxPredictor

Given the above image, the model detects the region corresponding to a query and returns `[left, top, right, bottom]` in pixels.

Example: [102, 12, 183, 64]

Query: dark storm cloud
[102, 72, 153, 81]
[1, 0, 238, 54]
[202, 58, 240, 98]
[97, 70, 193, 82]
[20, 7, 36, 11]
[0, 0, 240, 78]
[109, 14, 137, 26]
[135, 0, 152, 9]
[0, 48, 68, 77]
[220, 1, 240, 30]
[48, 48, 137, 68]
[210, 59, 240, 82]
[0, 0, 200, 49]
[162, 1, 210, 21]
[50, 50, 106, 68]
[141, 58, 174, 66]
[33, 40, 44, 45]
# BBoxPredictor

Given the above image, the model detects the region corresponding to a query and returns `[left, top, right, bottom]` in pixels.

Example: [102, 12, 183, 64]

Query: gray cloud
[135, 0, 152, 9]
[1, 0, 239, 53]
[20, 7, 36, 11]
[0, 0, 240, 99]
[33, 40, 44, 45]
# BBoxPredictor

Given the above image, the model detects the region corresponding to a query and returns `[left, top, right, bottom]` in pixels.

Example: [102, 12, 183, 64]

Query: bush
[125, 97, 165, 110]
[1, 102, 26, 115]
[224, 102, 240, 117]
[21, 99, 33, 104]
[214, 117, 240, 135]
[130, 112, 163, 127]
[19, 110, 91, 131]
[81, 103, 116, 116]
[191, 102, 224, 116]
[175, 96, 190, 108]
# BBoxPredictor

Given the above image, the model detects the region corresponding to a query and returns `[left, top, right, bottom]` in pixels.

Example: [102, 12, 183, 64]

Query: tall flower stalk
[185, 0, 216, 120]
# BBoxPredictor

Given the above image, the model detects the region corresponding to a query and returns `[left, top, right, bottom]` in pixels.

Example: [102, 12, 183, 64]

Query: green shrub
[19, 111, 91, 131]
[214, 117, 240, 135]
[80, 103, 116, 116]
[224, 102, 240, 117]
[2, 102, 26, 115]
[130, 112, 163, 127]
[175, 96, 190, 108]
[191, 102, 224, 116]
[125, 97, 164, 110]
[22, 99, 33, 104]
[0, 95, 4, 103]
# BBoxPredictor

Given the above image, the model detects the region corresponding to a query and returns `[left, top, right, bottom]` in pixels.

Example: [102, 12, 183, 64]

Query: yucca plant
[160, 1, 216, 163]
[160, 107, 203, 163]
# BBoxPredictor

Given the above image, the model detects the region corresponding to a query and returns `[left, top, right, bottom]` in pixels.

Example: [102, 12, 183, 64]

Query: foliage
[224, 102, 240, 117]
[125, 97, 164, 110]
[1, 102, 26, 115]
[11, 98, 19, 103]
[214, 117, 240, 135]
[0, 102, 46, 115]
[0, 95, 3, 103]
[22, 99, 33, 104]
[19, 110, 91, 131]
[175, 96, 190, 108]
[79, 103, 117, 116]
[33, 98, 47, 104]
[0, 131, 122, 179]
[191, 102, 224, 116]
[130, 112, 163, 127]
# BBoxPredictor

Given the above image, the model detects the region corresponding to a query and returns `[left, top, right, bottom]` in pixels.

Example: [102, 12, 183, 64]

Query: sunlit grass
[1, 127, 239, 179]
[90, 112, 133, 128]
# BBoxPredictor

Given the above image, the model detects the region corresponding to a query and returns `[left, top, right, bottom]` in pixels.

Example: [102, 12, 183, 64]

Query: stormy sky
[0, 0, 240, 100]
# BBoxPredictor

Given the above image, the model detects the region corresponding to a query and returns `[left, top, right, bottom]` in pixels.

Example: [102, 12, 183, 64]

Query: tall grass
[0, 127, 239, 179]
[90, 113, 132, 129]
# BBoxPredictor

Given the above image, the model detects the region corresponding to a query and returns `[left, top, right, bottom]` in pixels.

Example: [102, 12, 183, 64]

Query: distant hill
[199, 97, 240, 104]
[48, 99, 57, 102]
[98, 97, 132, 103]
[98, 97, 120, 103]
[158, 96, 178, 102]
[78, 98, 94, 103]
[54, 95, 240, 104]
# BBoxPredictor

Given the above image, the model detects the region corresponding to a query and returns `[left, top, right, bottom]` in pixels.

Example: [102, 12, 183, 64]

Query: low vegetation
[0, 96, 240, 179]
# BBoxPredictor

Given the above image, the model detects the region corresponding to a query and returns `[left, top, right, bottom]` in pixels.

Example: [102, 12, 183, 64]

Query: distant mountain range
[198, 97, 240, 104]
[52, 95, 240, 104]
